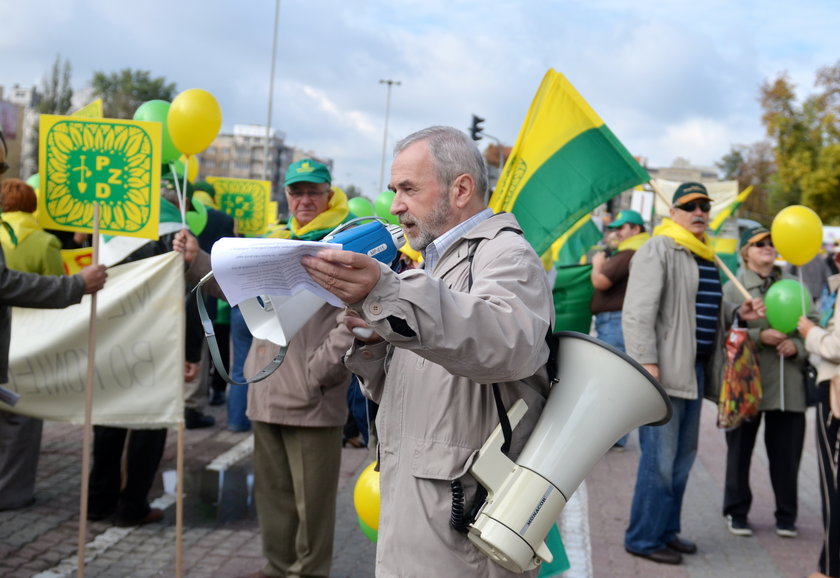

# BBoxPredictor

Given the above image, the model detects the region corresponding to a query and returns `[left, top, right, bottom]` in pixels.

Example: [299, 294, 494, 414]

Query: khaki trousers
[253, 420, 342, 578]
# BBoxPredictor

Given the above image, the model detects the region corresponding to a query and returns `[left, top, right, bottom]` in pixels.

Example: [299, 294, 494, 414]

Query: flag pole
[77, 203, 100, 578]
[648, 180, 752, 301]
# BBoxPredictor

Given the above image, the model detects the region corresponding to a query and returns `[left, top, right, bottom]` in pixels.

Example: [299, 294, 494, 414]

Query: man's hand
[642, 363, 660, 381]
[184, 361, 200, 382]
[739, 297, 766, 321]
[79, 264, 107, 294]
[590, 250, 606, 270]
[301, 249, 381, 305]
[798, 316, 817, 339]
[345, 309, 382, 343]
[760, 328, 787, 347]
[173, 229, 199, 264]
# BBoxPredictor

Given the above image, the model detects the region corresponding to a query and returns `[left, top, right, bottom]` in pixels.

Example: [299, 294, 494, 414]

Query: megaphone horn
[467, 331, 672, 572]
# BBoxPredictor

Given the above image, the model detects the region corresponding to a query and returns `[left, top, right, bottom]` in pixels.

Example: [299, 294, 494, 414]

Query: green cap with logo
[608, 209, 645, 229]
[285, 159, 331, 186]
[739, 225, 771, 249]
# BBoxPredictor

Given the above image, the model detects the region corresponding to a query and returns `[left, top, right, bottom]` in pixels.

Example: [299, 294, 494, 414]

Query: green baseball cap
[608, 209, 645, 229]
[673, 181, 712, 205]
[739, 225, 770, 249]
[285, 159, 331, 186]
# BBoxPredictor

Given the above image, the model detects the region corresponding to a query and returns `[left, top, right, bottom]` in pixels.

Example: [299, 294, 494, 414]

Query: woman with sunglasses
[722, 225, 814, 539]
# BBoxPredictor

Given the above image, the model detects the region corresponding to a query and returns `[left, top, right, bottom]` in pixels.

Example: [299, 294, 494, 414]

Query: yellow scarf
[617, 231, 650, 252]
[0, 211, 41, 247]
[653, 218, 715, 261]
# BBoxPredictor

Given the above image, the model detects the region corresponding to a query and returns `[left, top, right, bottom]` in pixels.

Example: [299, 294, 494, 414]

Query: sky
[2, 0, 839, 199]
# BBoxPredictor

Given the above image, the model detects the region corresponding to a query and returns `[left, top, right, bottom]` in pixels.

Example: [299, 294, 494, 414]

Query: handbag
[717, 327, 763, 430]
[803, 360, 820, 407]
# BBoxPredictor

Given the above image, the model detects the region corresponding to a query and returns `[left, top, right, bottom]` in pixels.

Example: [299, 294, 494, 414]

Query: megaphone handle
[194, 274, 288, 385]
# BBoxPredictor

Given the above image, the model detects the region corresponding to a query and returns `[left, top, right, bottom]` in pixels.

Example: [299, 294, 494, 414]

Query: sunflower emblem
[216, 179, 268, 236]
[44, 120, 154, 233]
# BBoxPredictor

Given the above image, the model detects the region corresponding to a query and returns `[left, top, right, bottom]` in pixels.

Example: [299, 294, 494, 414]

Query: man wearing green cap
[590, 209, 649, 449]
[240, 159, 355, 578]
[622, 182, 766, 565]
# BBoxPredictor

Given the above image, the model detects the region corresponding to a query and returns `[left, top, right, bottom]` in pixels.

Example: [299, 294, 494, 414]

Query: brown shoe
[114, 507, 164, 527]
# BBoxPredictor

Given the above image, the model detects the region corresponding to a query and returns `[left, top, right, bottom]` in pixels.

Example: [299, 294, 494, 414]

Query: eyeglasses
[0, 162, 9, 175]
[675, 200, 711, 213]
[751, 239, 774, 248]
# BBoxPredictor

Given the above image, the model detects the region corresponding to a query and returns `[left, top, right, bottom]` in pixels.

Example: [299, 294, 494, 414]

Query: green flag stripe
[555, 218, 602, 266]
[511, 125, 649, 255]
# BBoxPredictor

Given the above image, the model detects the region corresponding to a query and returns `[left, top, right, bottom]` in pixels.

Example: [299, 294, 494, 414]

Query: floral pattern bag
[718, 327, 763, 429]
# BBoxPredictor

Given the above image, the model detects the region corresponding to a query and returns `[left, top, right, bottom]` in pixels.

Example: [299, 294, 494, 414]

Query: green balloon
[348, 196, 375, 218]
[765, 279, 810, 333]
[358, 516, 378, 543]
[374, 191, 398, 225]
[134, 100, 181, 163]
[26, 173, 40, 191]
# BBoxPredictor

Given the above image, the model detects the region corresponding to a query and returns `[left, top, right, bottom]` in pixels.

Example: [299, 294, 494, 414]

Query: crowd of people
[0, 122, 838, 578]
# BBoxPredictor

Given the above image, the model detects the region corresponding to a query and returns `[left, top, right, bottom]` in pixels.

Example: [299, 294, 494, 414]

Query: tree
[760, 61, 840, 222]
[26, 56, 74, 173]
[716, 141, 777, 225]
[90, 68, 177, 119]
[39, 55, 74, 115]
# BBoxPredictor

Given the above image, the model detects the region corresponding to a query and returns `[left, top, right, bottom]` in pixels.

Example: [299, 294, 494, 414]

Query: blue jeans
[227, 306, 253, 432]
[595, 311, 628, 447]
[624, 362, 705, 554]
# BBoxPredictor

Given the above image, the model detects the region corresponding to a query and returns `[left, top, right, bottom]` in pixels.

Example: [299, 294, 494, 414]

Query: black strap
[194, 273, 288, 385]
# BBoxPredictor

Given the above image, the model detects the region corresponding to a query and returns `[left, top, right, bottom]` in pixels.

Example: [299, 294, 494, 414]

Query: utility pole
[378, 79, 401, 193]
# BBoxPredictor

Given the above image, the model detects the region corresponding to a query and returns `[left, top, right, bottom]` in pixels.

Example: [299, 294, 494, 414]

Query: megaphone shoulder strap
[195, 272, 288, 385]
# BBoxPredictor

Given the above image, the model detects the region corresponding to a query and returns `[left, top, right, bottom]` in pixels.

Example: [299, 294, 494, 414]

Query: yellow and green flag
[489, 69, 649, 256]
[542, 213, 602, 269]
[710, 185, 754, 234]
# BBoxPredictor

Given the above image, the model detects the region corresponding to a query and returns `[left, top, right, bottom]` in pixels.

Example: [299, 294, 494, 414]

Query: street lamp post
[263, 0, 281, 184]
[378, 79, 401, 193]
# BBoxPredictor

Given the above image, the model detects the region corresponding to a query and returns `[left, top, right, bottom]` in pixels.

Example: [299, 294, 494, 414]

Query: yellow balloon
[771, 205, 823, 266]
[168, 89, 222, 155]
[179, 154, 200, 182]
[353, 461, 380, 531]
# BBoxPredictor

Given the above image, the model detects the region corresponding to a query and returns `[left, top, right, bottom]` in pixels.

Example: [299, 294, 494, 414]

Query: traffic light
[470, 114, 485, 141]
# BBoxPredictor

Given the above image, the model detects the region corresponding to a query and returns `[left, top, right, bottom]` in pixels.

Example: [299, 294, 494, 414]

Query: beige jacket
[804, 274, 840, 384]
[245, 304, 354, 426]
[345, 212, 553, 578]
[623, 235, 727, 400]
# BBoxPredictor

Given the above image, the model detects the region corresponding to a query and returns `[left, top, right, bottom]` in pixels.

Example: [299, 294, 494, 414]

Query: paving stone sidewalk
[0, 399, 824, 577]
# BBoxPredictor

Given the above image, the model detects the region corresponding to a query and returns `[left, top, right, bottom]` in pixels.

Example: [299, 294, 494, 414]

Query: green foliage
[91, 69, 177, 120]
[38, 55, 73, 115]
[760, 61, 840, 223]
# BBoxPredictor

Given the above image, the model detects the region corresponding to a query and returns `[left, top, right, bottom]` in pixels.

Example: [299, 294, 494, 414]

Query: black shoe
[666, 536, 697, 554]
[209, 390, 226, 406]
[726, 514, 753, 536]
[625, 547, 682, 565]
[185, 408, 215, 429]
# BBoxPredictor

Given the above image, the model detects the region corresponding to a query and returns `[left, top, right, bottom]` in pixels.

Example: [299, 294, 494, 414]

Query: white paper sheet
[210, 237, 343, 307]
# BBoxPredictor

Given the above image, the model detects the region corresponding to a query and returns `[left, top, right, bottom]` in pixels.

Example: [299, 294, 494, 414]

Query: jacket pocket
[409, 439, 479, 481]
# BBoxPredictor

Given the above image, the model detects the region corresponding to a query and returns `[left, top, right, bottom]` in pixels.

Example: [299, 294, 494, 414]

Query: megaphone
[238, 218, 405, 346]
[467, 331, 671, 572]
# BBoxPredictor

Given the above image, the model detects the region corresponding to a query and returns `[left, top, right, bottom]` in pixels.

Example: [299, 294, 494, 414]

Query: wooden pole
[647, 179, 753, 301]
[176, 421, 185, 577]
[77, 203, 100, 578]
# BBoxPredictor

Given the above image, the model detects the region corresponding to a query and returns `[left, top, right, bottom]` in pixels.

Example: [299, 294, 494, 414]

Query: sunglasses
[751, 239, 774, 248]
[0, 162, 9, 175]
[675, 200, 711, 213]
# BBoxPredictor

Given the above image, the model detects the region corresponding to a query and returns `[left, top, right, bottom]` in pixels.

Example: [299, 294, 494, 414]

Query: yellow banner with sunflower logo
[208, 176, 271, 237]
[38, 115, 162, 240]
